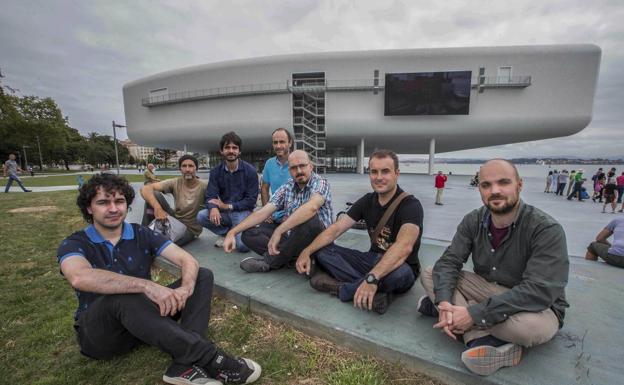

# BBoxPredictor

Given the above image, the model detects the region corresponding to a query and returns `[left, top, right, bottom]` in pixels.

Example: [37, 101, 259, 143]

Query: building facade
[123, 45, 601, 173]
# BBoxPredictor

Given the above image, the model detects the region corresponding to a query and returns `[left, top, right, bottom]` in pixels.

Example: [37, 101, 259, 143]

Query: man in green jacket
[418, 159, 569, 376]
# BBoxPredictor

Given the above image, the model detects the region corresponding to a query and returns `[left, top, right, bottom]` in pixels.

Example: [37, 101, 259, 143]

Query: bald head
[288, 150, 310, 163]
[480, 159, 520, 181]
[288, 150, 313, 187]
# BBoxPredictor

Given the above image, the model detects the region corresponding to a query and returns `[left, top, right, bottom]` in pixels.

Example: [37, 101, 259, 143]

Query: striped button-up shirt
[270, 172, 333, 228]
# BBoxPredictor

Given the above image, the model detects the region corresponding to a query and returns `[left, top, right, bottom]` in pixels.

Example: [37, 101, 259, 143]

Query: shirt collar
[222, 160, 240, 173]
[482, 200, 525, 229]
[274, 156, 288, 167]
[85, 222, 134, 243]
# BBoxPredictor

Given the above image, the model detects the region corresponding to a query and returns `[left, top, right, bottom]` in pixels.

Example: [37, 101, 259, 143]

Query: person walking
[567, 169, 586, 201]
[3, 153, 32, 193]
[556, 170, 568, 196]
[544, 171, 553, 193]
[566, 170, 577, 196]
[616, 172, 624, 204]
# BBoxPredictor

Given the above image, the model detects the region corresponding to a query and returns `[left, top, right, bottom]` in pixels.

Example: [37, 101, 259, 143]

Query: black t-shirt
[346, 186, 424, 275]
[604, 183, 616, 195]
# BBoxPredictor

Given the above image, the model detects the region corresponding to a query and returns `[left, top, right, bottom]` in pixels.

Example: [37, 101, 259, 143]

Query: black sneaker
[417, 295, 439, 317]
[372, 292, 391, 314]
[309, 271, 339, 296]
[163, 364, 221, 385]
[239, 257, 270, 273]
[208, 352, 262, 384]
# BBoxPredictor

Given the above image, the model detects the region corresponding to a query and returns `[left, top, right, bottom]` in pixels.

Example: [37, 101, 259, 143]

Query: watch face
[366, 274, 375, 284]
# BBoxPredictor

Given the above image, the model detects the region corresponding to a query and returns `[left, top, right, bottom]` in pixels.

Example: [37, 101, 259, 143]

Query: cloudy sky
[1, 0, 622, 159]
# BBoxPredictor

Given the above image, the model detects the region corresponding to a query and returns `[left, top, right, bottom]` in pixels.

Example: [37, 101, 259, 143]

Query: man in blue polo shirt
[261, 128, 293, 223]
[197, 132, 259, 251]
[57, 173, 261, 384]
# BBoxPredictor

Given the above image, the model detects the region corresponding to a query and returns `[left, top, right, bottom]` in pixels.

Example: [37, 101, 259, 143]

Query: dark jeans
[4, 174, 29, 192]
[556, 182, 566, 196]
[142, 191, 196, 247]
[567, 182, 583, 201]
[241, 215, 325, 269]
[617, 186, 624, 203]
[74, 268, 217, 368]
[315, 244, 417, 302]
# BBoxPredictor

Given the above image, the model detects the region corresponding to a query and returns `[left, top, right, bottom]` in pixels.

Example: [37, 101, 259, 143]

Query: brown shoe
[309, 271, 339, 296]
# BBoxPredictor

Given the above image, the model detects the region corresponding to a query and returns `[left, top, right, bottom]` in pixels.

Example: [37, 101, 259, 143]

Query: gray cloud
[1, 0, 622, 158]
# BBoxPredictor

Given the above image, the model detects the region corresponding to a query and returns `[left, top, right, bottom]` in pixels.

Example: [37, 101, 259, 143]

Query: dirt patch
[8, 205, 59, 213]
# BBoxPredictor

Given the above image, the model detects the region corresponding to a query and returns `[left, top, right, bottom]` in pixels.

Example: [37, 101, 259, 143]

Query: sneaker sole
[162, 374, 223, 385]
[239, 257, 270, 273]
[241, 358, 262, 384]
[461, 343, 522, 376]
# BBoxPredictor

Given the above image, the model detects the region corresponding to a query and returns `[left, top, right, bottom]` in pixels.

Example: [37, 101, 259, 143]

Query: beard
[486, 195, 518, 214]
[183, 174, 194, 180]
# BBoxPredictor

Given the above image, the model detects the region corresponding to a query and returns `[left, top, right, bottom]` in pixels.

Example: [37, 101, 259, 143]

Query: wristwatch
[365, 273, 379, 286]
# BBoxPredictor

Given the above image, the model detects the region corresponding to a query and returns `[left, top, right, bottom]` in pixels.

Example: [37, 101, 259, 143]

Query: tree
[154, 148, 177, 168]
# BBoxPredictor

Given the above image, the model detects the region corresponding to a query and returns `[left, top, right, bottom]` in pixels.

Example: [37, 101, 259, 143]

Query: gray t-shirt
[4, 160, 18, 176]
[606, 218, 624, 256]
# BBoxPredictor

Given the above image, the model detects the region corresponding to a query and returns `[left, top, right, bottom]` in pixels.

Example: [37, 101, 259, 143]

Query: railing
[141, 81, 289, 106]
[472, 75, 531, 88]
[142, 76, 532, 106]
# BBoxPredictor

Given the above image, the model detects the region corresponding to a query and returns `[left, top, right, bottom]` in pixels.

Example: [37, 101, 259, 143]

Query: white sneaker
[461, 343, 522, 376]
[214, 238, 225, 248]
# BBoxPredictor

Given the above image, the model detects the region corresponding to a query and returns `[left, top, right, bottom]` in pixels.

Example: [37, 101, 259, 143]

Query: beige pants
[420, 267, 559, 347]
[435, 188, 444, 204]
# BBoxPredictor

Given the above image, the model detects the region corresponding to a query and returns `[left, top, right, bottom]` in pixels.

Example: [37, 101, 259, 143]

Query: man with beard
[141, 155, 207, 246]
[58, 173, 261, 384]
[223, 150, 333, 273]
[197, 132, 258, 251]
[295, 149, 423, 314]
[418, 159, 569, 376]
[260, 128, 293, 223]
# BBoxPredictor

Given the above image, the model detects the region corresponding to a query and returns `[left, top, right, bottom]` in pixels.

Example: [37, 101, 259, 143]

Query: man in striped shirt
[223, 150, 333, 273]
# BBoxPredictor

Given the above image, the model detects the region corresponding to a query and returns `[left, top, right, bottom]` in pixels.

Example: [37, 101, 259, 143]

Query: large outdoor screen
[384, 71, 471, 116]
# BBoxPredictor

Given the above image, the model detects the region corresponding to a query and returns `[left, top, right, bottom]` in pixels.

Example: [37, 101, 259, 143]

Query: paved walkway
[11, 172, 622, 384]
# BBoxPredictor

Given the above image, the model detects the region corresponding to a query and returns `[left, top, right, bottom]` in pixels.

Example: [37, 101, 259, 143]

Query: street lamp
[112, 120, 126, 175]
[22, 144, 30, 170]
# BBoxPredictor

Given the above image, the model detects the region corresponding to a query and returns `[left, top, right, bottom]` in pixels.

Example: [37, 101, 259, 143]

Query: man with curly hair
[58, 173, 261, 384]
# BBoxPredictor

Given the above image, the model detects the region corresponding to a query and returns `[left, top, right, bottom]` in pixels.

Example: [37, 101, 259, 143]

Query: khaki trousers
[435, 188, 444, 204]
[420, 267, 559, 347]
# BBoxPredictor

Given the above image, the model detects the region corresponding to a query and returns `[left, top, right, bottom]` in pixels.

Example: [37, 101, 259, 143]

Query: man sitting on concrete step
[296, 149, 423, 314]
[418, 159, 569, 376]
[223, 150, 333, 273]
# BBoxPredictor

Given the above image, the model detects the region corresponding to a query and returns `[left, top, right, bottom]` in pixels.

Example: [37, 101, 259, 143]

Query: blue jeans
[315, 244, 416, 302]
[4, 174, 29, 192]
[197, 209, 251, 252]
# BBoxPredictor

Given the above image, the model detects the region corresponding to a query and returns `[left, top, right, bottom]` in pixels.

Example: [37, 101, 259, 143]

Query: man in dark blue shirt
[197, 132, 259, 251]
[57, 173, 261, 384]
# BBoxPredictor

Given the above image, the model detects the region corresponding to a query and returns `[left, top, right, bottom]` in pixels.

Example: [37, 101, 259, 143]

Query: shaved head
[288, 150, 310, 163]
[480, 159, 520, 181]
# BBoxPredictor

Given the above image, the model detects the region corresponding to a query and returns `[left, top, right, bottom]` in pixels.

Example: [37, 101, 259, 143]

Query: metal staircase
[291, 73, 326, 173]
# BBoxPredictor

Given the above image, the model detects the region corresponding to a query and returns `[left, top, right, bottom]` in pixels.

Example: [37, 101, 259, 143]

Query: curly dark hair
[76, 173, 135, 223]
[219, 131, 242, 151]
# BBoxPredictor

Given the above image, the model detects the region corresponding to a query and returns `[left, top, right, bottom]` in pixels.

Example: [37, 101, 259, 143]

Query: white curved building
[123, 44, 601, 173]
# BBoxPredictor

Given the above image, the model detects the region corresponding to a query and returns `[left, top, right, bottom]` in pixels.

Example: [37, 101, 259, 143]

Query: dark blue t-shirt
[56, 222, 172, 319]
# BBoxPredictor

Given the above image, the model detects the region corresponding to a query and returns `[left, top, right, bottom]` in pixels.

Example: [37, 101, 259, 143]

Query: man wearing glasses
[223, 150, 333, 273]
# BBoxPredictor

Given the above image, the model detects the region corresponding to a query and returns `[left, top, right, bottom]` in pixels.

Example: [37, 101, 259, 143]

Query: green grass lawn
[1, 174, 176, 187]
[0, 191, 443, 385]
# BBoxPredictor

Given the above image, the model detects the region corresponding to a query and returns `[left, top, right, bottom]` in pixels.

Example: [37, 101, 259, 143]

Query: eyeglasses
[289, 163, 309, 172]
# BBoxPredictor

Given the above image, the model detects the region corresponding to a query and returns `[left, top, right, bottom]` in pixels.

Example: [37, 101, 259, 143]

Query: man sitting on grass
[57, 173, 261, 384]
[418, 159, 569, 376]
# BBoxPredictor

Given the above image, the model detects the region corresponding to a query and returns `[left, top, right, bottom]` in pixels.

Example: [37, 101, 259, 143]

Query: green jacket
[433, 201, 569, 328]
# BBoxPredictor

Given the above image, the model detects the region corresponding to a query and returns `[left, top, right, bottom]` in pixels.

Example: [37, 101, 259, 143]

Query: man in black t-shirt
[296, 149, 423, 314]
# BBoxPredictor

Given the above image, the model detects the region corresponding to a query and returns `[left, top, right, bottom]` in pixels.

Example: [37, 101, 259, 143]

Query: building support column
[428, 138, 435, 175]
[357, 137, 365, 174]
[184, 144, 188, 154]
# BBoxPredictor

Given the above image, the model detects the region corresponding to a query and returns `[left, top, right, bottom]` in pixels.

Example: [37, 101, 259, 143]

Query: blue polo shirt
[262, 156, 291, 222]
[57, 222, 172, 319]
[206, 160, 259, 212]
